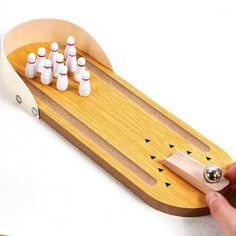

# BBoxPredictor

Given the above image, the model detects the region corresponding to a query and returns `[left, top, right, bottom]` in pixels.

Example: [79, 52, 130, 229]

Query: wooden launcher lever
[162, 151, 230, 194]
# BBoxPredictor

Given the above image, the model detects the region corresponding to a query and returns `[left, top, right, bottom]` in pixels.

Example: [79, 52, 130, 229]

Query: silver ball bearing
[203, 165, 222, 183]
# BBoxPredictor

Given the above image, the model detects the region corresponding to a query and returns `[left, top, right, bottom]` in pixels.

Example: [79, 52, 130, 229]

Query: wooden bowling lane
[7, 42, 232, 216]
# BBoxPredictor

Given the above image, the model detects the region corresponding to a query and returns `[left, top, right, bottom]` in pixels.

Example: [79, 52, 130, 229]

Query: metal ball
[203, 165, 222, 183]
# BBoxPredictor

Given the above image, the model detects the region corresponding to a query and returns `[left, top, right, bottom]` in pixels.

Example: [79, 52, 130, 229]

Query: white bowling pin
[25, 53, 36, 79]
[41, 59, 53, 85]
[74, 57, 86, 82]
[49, 42, 59, 67]
[79, 71, 91, 96]
[64, 36, 75, 60]
[35, 47, 46, 73]
[57, 65, 68, 91]
[53, 53, 64, 78]
[66, 47, 77, 72]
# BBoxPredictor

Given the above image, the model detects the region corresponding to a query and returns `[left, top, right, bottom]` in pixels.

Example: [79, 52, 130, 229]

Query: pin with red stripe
[64, 36, 75, 60]
[74, 57, 86, 82]
[57, 65, 69, 91]
[66, 47, 77, 72]
[41, 59, 53, 85]
[49, 42, 59, 67]
[53, 53, 64, 78]
[79, 71, 91, 96]
[35, 47, 46, 73]
[25, 53, 36, 79]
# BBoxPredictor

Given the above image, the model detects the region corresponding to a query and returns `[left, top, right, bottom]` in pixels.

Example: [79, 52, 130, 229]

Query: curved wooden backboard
[0, 19, 113, 117]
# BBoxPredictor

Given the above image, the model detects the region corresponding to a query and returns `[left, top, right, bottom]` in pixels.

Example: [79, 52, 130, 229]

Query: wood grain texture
[163, 151, 230, 194]
[7, 42, 233, 217]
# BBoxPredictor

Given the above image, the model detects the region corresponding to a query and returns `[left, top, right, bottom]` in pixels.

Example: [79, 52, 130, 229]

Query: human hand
[206, 162, 236, 236]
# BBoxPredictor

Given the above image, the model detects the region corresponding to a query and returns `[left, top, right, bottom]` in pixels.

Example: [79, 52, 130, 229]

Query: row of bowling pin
[25, 37, 91, 96]
[26, 36, 77, 74]
[25, 37, 76, 76]
[25, 53, 69, 91]
[43, 36, 77, 72]
[25, 52, 91, 96]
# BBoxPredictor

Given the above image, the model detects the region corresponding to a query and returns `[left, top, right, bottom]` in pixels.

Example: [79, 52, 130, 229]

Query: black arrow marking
[206, 157, 211, 161]
[145, 139, 150, 143]
[165, 182, 171, 187]
[150, 155, 156, 160]
[169, 144, 174, 148]
[187, 151, 192, 155]
[158, 168, 164, 172]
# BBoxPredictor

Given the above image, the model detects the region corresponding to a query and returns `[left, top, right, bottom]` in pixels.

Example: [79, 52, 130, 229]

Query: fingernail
[206, 191, 218, 206]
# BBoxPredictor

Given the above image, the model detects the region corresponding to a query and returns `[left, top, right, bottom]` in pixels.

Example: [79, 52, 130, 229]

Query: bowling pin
[41, 59, 53, 85]
[53, 53, 64, 78]
[25, 53, 36, 79]
[64, 36, 75, 59]
[74, 57, 86, 82]
[49, 42, 59, 67]
[35, 47, 46, 73]
[79, 71, 91, 96]
[56, 65, 68, 91]
[66, 47, 77, 72]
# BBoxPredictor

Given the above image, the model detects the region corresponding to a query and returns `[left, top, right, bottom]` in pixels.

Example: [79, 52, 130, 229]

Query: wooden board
[7, 42, 233, 217]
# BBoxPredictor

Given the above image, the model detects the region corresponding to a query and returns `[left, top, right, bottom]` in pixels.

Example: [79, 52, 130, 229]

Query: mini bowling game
[0, 19, 233, 217]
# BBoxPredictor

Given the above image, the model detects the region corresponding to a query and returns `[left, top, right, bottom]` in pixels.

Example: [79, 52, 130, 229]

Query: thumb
[206, 191, 236, 235]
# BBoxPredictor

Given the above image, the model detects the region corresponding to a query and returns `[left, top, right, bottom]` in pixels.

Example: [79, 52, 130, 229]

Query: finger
[225, 164, 236, 185]
[206, 191, 236, 235]
[226, 162, 236, 170]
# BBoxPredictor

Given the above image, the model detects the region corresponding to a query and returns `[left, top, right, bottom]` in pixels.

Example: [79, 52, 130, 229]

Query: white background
[0, 1, 236, 235]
